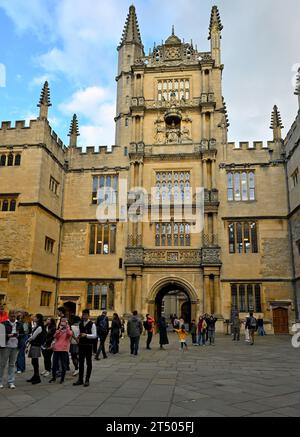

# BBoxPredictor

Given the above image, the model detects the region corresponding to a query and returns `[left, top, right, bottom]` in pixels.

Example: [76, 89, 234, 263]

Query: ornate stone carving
[202, 248, 221, 265]
[144, 249, 202, 265]
[125, 248, 144, 265]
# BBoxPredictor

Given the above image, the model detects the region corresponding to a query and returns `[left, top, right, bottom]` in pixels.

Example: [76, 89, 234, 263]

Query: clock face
[165, 47, 181, 60]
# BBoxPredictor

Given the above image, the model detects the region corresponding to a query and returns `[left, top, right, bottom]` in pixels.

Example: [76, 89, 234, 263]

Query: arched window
[9, 199, 16, 212]
[0, 155, 6, 166]
[7, 154, 14, 166]
[108, 283, 114, 310]
[14, 154, 21, 166]
[2, 200, 9, 211]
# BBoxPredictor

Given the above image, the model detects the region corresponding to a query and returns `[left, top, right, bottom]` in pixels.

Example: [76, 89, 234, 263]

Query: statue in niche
[154, 117, 165, 144]
[166, 121, 180, 144]
[181, 124, 192, 142]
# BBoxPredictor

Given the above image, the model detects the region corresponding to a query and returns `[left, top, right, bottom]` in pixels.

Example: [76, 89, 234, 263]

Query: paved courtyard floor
[0, 333, 300, 417]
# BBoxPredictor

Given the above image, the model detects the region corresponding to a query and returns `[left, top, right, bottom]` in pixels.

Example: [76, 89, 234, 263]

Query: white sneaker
[9, 384, 16, 389]
[43, 371, 50, 377]
[73, 370, 79, 377]
[0, 384, 4, 389]
[40, 370, 46, 376]
[17, 371, 22, 374]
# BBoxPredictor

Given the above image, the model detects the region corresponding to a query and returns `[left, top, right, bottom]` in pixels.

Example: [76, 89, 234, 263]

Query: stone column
[211, 159, 216, 189]
[214, 275, 221, 316]
[203, 160, 208, 188]
[213, 213, 218, 245]
[204, 275, 211, 314]
[126, 275, 132, 314]
[136, 275, 142, 315]
[210, 276, 214, 314]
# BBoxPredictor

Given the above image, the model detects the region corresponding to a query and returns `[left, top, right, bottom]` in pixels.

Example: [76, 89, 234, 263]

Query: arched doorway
[273, 307, 289, 334]
[63, 301, 76, 322]
[155, 283, 191, 329]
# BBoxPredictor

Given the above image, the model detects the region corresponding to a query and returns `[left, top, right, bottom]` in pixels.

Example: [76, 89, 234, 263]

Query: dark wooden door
[273, 307, 289, 334]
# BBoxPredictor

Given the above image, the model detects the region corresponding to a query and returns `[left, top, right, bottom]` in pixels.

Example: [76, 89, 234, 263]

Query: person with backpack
[245, 312, 257, 345]
[26, 314, 45, 385]
[41, 317, 56, 377]
[127, 311, 143, 356]
[144, 314, 154, 350]
[95, 311, 109, 360]
[0, 310, 24, 389]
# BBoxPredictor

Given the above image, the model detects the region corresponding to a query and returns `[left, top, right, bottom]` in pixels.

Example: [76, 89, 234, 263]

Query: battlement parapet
[70, 145, 122, 156]
[228, 141, 273, 150]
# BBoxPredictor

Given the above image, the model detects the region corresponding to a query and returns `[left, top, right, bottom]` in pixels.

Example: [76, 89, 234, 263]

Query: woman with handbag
[26, 314, 45, 385]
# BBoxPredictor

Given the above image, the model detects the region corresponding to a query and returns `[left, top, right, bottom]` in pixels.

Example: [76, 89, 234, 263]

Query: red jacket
[0, 312, 9, 323]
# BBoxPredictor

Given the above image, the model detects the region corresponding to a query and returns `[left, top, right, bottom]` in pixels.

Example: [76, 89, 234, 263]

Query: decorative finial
[270, 105, 284, 140]
[118, 4, 143, 49]
[37, 81, 51, 120]
[295, 67, 300, 109]
[172, 25, 175, 36]
[208, 5, 223, 40]
[68, 114, 80, 147]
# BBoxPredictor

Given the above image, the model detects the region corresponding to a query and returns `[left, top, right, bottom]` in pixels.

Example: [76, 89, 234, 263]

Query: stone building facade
[0, 6, 298, 333]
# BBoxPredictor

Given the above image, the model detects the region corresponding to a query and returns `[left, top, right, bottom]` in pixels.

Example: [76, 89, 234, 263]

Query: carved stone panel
[202, 248, 221, 265]
[125, 248, 144, 265]
[144, 249, 202, 265]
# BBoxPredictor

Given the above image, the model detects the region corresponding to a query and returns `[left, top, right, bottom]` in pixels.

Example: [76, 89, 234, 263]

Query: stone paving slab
[0, 334, 299, 417]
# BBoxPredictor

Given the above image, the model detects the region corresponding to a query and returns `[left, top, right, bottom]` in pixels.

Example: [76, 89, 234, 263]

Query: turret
[270, 105, 284, 141]
[37, 81, 51, 120]
[68, 114, 80, 147]
[208, 5, 223, 67]
[115, 5, 144, 147]
[294, 67, 300, 110]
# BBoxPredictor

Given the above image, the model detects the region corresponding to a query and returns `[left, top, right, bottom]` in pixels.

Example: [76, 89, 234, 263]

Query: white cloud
[59, 86, 115, 146]
[29, 74, 56, 88]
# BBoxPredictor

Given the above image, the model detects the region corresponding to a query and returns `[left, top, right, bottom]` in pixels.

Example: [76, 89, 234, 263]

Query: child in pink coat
[49, 318, 72, 384]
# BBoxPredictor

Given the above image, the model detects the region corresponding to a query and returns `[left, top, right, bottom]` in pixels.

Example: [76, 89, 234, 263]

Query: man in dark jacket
[95, 311, 109, 360]
[245, 312, 257, 345]
[127, 311, 143, 356]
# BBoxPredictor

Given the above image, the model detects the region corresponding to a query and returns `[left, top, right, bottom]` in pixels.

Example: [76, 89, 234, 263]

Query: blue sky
[0, 0, 299, 147]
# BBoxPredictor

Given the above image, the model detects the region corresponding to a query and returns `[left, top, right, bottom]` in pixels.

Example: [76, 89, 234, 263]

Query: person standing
[41, 318, 56, 377]
[144, 314, 155, 350]
[197, 316, 207, 346]
[70, 316, 81, 377]
[246, 312, 257, 345]
[16, 311, 28, 374]
[127, 311, 143, 356]
[0, 305, 8, 323]
[190, 319, 197, 345]
[0, 310, 24, 389]
[95, 311, 109, 360]
[207, 315, 217, 346]
[257, 316, 266, 336]
[49, 318, 72, 384]
[157, 316, 169, 350]
[175, 325, 188, 351]
[26, 314, 45, 385]
[73, 309, 97, 387]
[110, 313, 121, 354]
[232, 314, 241, 341]
[120, 317, 125, 339]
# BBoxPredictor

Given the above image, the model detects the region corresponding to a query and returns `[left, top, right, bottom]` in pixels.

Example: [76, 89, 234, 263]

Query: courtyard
[0, 333, 300, 417]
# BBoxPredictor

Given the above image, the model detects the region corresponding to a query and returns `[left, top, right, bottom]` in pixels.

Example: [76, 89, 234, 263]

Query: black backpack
[143, 320, 149, 331]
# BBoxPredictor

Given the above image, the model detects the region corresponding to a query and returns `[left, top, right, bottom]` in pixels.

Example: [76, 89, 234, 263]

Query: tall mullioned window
[155, 223, 191, 247]
[0, 153, 21, 167]
[228, 222, 258, 254]
[157, 79, 190, 101]
[49, 176, 59, 195]
[92, 175, 118, 205]
[89, 224, 116, 255]
[87, 283, 114, 311]
[0, 196, 17, 212]
[292, 168, 299, 187]
[227, 171, 255, 201]
[231, 284, 262, 313]
[155, 171, 191, 202]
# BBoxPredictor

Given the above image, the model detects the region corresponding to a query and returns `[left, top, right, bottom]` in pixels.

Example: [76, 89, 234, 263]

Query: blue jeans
[16, 335, 28, 372]
[0, 347, 19, 385]
[198, 332, 206, 345]
[258, 326, 265, 336]
[130, 336, 140, 355]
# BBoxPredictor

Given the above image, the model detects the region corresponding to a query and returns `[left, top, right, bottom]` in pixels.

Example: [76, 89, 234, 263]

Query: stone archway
[147, 277, 199, 327]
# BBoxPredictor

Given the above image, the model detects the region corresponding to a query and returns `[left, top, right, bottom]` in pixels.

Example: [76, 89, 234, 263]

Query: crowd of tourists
[0, 303, 263, 390]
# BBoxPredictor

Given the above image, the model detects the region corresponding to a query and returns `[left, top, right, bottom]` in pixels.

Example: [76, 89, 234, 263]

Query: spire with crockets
[270, 105, 284, 140]
[68, 114, 80, 147]
[208, 5, 223, 66]
[37, 81, 51, 120]
[294, 67, 300, 109]
[119, 4, 143, 48]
